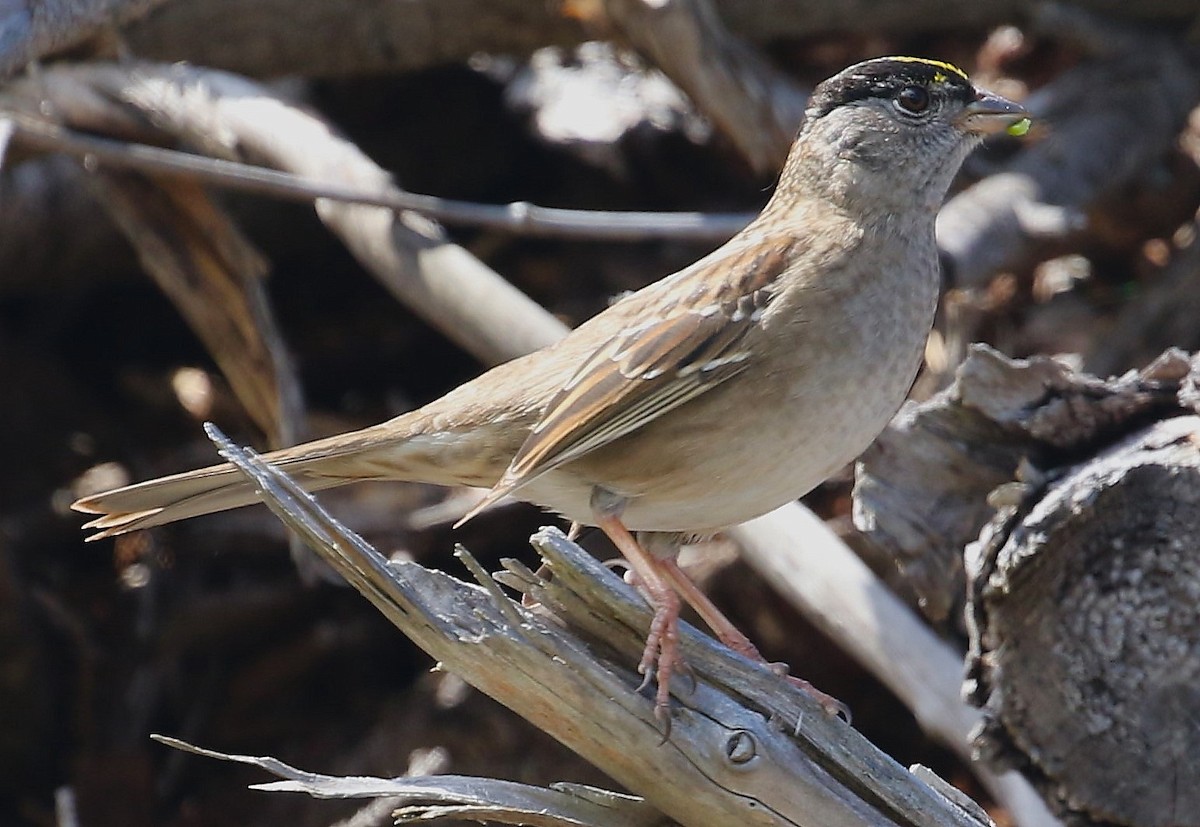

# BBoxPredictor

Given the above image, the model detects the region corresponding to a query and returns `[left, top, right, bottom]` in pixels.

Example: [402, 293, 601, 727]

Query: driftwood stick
[200, 424, 994, 827]
[2, 61, 569, 366]
[152, 735, 670, 827]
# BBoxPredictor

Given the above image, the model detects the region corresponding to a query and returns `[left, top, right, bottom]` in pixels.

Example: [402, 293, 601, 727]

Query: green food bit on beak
[1006, 117, 1031, 137]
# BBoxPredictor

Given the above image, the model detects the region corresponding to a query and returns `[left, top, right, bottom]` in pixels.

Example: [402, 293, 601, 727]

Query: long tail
[72, 424, 418, 541]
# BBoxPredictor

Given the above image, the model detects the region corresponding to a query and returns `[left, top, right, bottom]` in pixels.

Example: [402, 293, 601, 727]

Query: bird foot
[779, 669, 852, 723]
[698, 618, 849, 722]
[634, 589, 684, 728]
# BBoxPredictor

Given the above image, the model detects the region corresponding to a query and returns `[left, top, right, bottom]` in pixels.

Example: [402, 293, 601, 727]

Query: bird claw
[675, 658, 698, 695]
[635, 600, 683, 734]
[783, 673, 852, 724]
[745, 658, 851, 723]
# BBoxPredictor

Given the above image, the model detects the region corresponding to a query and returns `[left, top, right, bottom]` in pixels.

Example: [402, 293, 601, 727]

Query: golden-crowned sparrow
[75, 57, 1027, 719]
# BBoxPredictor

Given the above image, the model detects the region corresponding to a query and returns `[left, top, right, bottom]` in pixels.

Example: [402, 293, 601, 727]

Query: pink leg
[657, 556, 850, 720]
[590, 483, 848, 724]
[593, 512, 682, 724]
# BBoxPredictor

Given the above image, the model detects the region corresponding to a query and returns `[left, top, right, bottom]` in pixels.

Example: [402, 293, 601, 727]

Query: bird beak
[956, 89, 1029, 136]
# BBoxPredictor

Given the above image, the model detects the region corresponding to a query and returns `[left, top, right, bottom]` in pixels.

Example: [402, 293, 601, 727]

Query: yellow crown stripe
[884, 56, 969, 82]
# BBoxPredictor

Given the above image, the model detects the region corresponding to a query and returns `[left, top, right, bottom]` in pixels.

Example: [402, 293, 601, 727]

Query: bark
[853, 345, 1184, 623]
[965, 415, 1200, 827]
[855, 345, 1200, 825]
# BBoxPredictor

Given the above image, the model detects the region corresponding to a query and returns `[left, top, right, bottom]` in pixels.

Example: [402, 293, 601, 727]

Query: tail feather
[72, 425, 406, 541]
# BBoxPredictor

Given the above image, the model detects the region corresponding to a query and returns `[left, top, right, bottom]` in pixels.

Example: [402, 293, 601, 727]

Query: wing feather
[455, 238, 794, 524]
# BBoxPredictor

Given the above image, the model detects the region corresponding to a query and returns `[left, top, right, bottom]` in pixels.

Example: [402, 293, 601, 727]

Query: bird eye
[895, 85, 930, 114]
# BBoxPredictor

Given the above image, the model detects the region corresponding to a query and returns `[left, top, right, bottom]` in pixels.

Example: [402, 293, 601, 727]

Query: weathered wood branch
[152, 736, 668, 827]
[200, 424, 995, 827]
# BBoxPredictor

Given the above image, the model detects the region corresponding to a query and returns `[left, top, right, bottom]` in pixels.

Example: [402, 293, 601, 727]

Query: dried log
[854, 345, 1184, 623]
[856, 345, 1200, 825]
[965, 414, 1200, 827]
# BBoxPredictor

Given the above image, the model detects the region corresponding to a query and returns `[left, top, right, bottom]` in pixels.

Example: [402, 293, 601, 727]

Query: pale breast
[542, 228, 940, 534]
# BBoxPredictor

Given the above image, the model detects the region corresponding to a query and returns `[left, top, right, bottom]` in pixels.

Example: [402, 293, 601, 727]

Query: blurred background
[3, 1, 1200, 825]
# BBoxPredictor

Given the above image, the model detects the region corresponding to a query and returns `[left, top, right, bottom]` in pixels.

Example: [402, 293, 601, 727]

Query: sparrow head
[778, 57, 1028, 214]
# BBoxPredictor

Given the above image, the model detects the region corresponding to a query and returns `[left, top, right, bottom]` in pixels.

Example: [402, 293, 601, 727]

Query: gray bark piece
[965, 415, 1200, 827]
[853, 346, 1184, 622]
[857, 344, 1200, 825]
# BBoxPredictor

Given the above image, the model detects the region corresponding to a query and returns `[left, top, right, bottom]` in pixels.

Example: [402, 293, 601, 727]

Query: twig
[152, 735, 665, 827]
[1, 61, 569, 366]
[6, 114, 751, 242]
